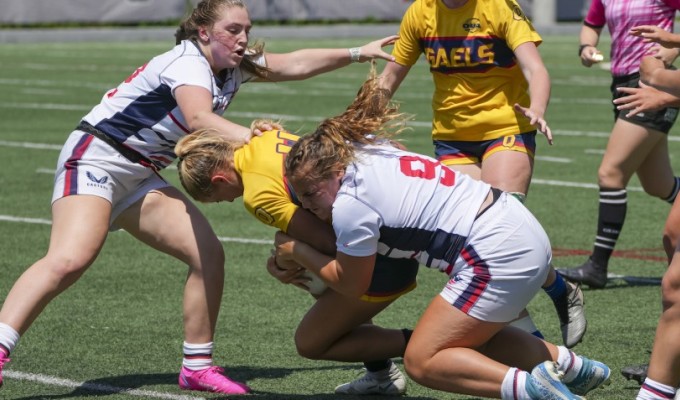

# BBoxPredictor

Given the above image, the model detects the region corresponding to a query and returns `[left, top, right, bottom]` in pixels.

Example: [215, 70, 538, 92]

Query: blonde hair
[175, 0, 269, 79]
[175, 129, 240, 202]
[285, 64, 411, 185]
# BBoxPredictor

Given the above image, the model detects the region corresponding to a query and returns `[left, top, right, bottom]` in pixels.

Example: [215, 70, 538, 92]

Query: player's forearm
[291, 241, 360, 297]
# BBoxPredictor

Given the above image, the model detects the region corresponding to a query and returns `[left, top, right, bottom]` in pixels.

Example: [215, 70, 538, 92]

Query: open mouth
[234, 48, 245, 57]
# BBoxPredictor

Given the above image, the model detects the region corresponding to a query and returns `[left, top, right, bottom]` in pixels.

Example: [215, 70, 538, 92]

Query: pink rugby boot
[179, 366, 250, 394]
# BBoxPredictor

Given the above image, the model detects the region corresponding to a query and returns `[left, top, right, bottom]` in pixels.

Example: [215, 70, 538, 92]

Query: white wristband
[349, 47, 361, 63]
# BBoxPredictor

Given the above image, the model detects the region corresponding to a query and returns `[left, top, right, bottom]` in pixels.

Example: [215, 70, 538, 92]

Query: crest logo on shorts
[86, 171, 108, 184]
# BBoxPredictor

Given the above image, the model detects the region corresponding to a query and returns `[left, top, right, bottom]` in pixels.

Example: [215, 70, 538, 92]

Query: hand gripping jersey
[82, 40, 262, 169]
[233, 130, 300, 232]
[332, 145, 490, 273]
[392, 0, 541, 141]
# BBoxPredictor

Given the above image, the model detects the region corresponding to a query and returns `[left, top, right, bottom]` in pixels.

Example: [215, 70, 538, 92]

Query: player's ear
[210, 174, 229, 185]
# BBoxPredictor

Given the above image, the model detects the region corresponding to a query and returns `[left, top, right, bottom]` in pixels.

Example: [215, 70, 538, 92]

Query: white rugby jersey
[333, 145, 490, 272]
[81, 40, 261, 169]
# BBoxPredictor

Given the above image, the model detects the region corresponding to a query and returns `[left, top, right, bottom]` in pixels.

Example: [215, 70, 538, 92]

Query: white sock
[637, 377, 677, 400]
[182, 341, 213, 371]
[508, 315, 542, 338]
[556, 346, 582, 382]
[0, 322, 20, 356]
[501, 367, 530, 400]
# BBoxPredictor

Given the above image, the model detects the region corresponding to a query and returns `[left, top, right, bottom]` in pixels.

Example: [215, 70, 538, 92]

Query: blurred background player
[557, 0, 680, 289]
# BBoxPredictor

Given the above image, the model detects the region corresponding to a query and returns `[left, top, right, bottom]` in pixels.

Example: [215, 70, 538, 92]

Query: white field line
[5, 371, 205, 400]
[0, 215, 274, 245]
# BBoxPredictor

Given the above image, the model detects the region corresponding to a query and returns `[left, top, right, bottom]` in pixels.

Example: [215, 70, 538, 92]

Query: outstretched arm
[262, 35, 398, 82]
[630, 25, 680, 48]
[614, 82, 680, 117]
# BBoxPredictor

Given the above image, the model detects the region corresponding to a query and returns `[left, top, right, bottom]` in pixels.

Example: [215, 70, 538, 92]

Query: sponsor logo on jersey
[463, 18, 481, 33]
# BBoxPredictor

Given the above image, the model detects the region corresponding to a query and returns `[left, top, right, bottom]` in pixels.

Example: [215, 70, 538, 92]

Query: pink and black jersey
[332, 145, 490, 273]
[585, 0, 680, 76]
[81, 40, 261, 169]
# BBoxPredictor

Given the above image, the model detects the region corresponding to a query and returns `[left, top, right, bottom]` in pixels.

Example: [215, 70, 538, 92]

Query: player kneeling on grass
[271, 72, 612, 399]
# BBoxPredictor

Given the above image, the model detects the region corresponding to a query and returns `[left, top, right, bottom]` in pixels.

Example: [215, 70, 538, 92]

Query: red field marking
[552, 247, 667, 263]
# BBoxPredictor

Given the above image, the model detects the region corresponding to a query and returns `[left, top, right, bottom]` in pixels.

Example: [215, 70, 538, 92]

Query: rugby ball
[302, 270, 328, 295]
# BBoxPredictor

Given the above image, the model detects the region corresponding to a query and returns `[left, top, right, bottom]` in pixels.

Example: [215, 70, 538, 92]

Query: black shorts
[361, 254, 419, 303]
[611, 72, 679, 134]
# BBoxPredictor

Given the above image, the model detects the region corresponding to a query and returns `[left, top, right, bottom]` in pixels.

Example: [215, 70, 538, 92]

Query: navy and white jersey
[81, 40, 262, 169]
[333, 145, 490, 273]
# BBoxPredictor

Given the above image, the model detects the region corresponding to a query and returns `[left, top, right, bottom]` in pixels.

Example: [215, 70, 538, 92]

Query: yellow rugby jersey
[233, 129, 300, 232]
[393, 0, 542, 141]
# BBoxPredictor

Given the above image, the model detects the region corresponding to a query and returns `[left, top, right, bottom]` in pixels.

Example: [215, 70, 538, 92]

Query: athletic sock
[182, 341, 214, 371]
[509, 315, 544, 339]
[663, 176, 680, 204]
[0, 322, 20, 356]
[364, 359, 391, 373]
[401, 328, 413, 346]
[500, 367, 530, 400]
[591, 187, 627, 266]
[637, 377, 676, 399]
[543, 272, 567, 303]
[555, 346, 583, 382]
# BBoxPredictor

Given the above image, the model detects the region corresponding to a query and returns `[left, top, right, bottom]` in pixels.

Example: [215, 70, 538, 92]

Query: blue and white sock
[637, 377, 676, 400]
[500, 367, 530, 400]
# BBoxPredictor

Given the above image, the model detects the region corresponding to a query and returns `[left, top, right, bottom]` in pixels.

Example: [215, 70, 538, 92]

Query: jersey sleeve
[332, 194, 381, 257]
[392, 2, 423, 67]
[661, 0, 680, 10]
[162, 56, 214, 95]
[242, 172, 298, 232]
[584, 0, 606, 28]
[497, 0, 542, 51]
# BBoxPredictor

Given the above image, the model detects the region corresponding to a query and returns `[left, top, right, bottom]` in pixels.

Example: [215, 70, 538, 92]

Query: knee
[43, 254, 91, 286]
[293, 332, 326, 360]
[661, 272, 680, 313]
[597, 164, 623, 187]
[190, 239, 225, 276]
[403, 346, 428, 385]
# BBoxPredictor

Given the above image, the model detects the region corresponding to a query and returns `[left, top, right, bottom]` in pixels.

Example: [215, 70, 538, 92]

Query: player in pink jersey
[559, 0, 680, 290]
[605, 24, 680, 398]
[0, 0, 398, 394]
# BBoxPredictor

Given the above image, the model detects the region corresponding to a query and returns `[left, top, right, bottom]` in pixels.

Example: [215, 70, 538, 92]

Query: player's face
[294, 172, 344, 223]
[207, 169, 244, 203]
[206, 6, 251, 70]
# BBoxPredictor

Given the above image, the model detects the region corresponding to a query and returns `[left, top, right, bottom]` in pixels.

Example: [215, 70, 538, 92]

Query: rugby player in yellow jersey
[174, 127, 418, 395]
[376, 0, 586, 349]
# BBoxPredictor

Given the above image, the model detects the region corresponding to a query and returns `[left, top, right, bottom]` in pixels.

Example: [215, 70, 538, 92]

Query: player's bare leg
[117, 187, 249, 395]
[0, 195, 111, 388]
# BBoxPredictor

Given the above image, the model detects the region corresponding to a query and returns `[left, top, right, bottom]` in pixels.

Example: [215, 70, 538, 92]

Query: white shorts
[52, 130, 170, 229]
[439, 193, 552, 323]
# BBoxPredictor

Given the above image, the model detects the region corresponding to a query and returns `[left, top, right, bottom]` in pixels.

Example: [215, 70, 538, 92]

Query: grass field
[0, 31, 676, 399]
